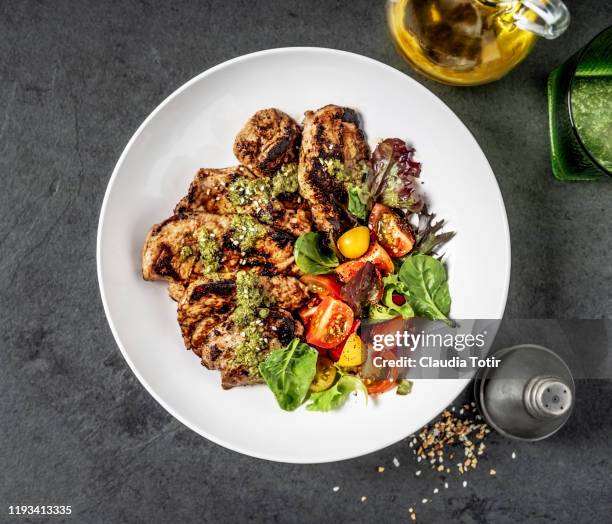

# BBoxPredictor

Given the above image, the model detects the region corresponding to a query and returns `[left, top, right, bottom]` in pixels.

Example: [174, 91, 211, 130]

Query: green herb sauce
[320, 158, 369, 186]
[230, 271, 273, 376]
[271, 164, 299, 196]
[230, 215, 266, 251]
[228, 177, 270, 209]
[179, 245, 193, 260]
[227, 163, 298, 224]
[232, 323, 268, 376]
[197, 229, 221, 274]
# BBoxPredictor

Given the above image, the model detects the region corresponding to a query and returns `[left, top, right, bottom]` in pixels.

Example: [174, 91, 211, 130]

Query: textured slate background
[1, 1, 611, 522]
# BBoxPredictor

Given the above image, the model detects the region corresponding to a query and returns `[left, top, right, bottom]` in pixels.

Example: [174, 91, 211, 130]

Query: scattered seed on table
[462, 480, 468, 488]
[377, 466, 385, 473]
[393, 457, 400, 467]
[333, 486, 340, 492]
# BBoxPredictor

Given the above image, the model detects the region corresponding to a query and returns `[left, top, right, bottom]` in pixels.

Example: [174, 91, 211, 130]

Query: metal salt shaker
[475, 344, 575, 440]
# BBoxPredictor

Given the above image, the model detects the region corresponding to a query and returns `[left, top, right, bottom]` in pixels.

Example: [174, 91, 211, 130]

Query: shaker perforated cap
[524, 375, 573, 419]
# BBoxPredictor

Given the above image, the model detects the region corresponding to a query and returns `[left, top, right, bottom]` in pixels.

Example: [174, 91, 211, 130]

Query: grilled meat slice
[201, 309, 304, 389]
[142, 213, 296, 284]
[298, 104, 370, 246]
[168, 282, 187, 302]
[178, 274, 309, 358]
[233, 108, 301, 177]
[174, 166, 312, 237]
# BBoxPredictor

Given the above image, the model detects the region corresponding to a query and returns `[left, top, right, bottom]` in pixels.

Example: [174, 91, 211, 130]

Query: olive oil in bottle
[387, 0, 569, 86]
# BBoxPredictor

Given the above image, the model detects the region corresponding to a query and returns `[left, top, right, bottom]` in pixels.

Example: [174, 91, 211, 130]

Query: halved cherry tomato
[310, 357, 337, 392]
[299, 305, 318, 326]
[328, 319, 361, 361]
[335, 242, 394, 282]
[337, 226, 371, 259]
[306, 297, 354, 350]
[365, 350, 400, 395]
[368, 203, 415, 258]
[300, 274, 343, 300]
[337, 333, 366, 367]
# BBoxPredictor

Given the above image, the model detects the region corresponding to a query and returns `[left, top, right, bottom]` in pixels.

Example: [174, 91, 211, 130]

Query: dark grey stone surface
[1, 1, 611, 522]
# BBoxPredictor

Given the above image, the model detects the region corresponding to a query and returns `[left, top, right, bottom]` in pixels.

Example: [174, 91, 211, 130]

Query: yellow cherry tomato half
[337, 226, 370, 259]
[337, 333, 366, 368]
[310, 357, 337, 392]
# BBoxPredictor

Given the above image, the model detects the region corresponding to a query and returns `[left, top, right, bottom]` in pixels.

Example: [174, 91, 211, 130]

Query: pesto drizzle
[230, 215, 266, 251]
[230, 271, 273, 376]
[197, 229, 221, 274]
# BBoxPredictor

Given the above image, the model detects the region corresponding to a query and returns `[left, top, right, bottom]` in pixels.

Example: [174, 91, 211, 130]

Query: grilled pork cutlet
[178, 274, 309, 358]
[298, 104, 370, 247]
[233, 108, 301, 177]
[174, 166, 312, 237]
[201, 309, 304, 388]
[142, 213, 296, 284]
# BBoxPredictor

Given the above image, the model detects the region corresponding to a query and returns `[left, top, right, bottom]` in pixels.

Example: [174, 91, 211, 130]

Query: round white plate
[97, 48, 510, 463]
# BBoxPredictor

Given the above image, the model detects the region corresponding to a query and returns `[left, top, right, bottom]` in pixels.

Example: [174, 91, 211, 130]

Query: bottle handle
[513, 0, 570, 40]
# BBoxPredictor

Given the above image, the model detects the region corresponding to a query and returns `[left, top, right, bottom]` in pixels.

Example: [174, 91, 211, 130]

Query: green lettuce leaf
[347, 185, 368, 220]
[368, 273, 414, 320]
[306, 375, 367, 412]
[294, 232, 339, 275]
[399, 254, 452, 325]
[259, 338, 318, 411]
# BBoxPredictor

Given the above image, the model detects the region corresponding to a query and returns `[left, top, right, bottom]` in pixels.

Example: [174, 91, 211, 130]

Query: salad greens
[347, 186, 368, 220]
[260, 338, 368, 412]
[261, 136, 456, 412]
[294, 232, 339, 275]
[259, 339, 318, 411]
[413, 207, 456, 256]
[399, 254, 452, 325]
[369, 273, 415, 320]
[345, 139, 425, 220]
[307, 374, 368, 412]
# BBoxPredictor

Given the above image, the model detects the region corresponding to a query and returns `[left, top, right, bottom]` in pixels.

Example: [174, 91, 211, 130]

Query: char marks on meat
[201, 309, 304, 389]
[178, 274, 309, 360]
[174, 165, 312, 237]
[298, 104, 370, 246]
[233, 108, 301, 177]
[142, 213, 296, 285]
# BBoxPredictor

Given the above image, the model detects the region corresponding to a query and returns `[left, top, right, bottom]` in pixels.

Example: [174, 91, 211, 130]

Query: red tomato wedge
[368, 203, 415, 258]
[306, 297, 354, 350]
[300, 274, 343, 300]
[335, 242, 394, 282]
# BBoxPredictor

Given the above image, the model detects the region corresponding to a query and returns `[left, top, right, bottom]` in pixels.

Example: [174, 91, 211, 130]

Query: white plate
[97, 48, 510, 463]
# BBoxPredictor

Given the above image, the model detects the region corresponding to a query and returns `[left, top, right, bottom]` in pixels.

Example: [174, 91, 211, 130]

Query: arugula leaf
[259, 338, 318, 411]
[294, 232, 339, 275]
[399, 254, 452, 325]
[347, 186, 368, 220]
[306, 375, 367, 412]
